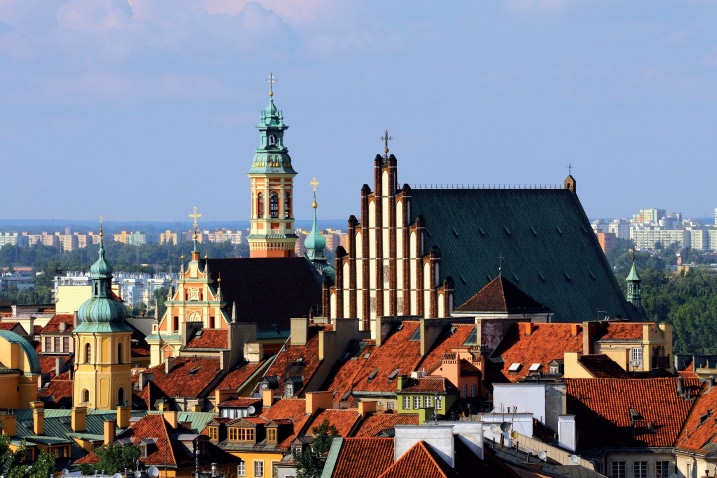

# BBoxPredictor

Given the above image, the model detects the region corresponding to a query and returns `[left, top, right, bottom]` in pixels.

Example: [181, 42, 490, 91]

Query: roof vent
[452, 228, 459, 237]
[530, 227, 537, 237]
[189, 367, 201, 375]
[478, 227, 486, 236]
[363, 352, 371, 360]
[538, 272, 546, 282]
[368, 367, 379, 381]
[563, 271, 571, 281]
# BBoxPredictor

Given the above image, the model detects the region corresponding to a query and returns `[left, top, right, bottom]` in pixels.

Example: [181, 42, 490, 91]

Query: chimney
[163, 410, 178, 429]
[570, 323, 581, 337]
[31, 401, 44, 435]
[59, 321, 67, 332]
[104, 420, 116, 445]
[71, 406, 87, 432]
[306, 391, 333, 415]
[397, 375, 407, 391]
[1, 412, 17, 436]
[358, 400, 377, 416]
[165, 357, 174, 375]
[558, 415, 576, 452]
[523, 322, 534, 336]
[395, 425, 455, 468]
[191, 404, 202, 412]
[290, 317, 308, 346]
[55, 357, 64, 376]
[117, 405, 131, 428]
[139, 371, 154, 390]
[262, 389, 274, 408]
[677, 376, 685, 396]
[583, 321, 600, 355]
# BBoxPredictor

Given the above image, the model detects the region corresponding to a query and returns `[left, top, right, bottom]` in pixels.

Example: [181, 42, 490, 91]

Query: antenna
[500, 422, 511, 432]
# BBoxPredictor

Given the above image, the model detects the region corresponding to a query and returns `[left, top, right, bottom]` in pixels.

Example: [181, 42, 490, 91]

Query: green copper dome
[305, 207, 326, 260]
[75, 235, 132, 332]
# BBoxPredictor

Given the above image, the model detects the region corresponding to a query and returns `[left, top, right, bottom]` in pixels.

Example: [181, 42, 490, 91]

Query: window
[270, 192, 279, 218]
[462, 384, 467, 398]
[209, 316, 215, 329]
[44, 337, 51, 352]
[284, 191, 291, 218]
[54, 337, 60, 352]
[435, 395, 443, 411]
[209, 427, 218, 440]
[257, 193, 264, 219]
[403, 396, 411, 409]
[85, 343, 91, 363]
[82, 389, 90, 404]
[267, 428, 277, 443]
[387, 401, 394, 410]
[655, 461, 670, 478]
[237, 462, 245, 477]
[631, 347, 643, 367]
[254, 461, 264, 478]
[118, 387, 125, 406]
[268, 134, 276, 145]
[413, 396, 421, 409]
[611, 461, 626, 478]
[633, 461, 647, 478]
[424, 396, 432, 408]
[63, 336, 69, 352]
[471, 384, 476, 398]
[118, 343, 123, 364]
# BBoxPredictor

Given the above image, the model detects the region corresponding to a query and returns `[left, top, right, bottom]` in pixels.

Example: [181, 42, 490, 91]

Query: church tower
[73, 222, 133, 410]
[626, 253, 642, 310]
[247, 73, 297, 258]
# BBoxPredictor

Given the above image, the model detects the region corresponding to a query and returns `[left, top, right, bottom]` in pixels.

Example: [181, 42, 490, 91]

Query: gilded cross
[381, 129, 393, 155]
[266, 72, 277, 97]
[189, 207, 202, 238]
[99, 215, 104, 237]
[311, 177, 319, 192]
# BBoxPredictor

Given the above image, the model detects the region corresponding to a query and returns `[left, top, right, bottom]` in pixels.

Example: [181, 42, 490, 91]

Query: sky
[1, 1, 716, 224]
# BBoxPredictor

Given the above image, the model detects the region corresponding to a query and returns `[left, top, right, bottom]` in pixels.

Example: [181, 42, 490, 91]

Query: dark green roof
[0, 330, 40, 374]
[408, 187, 635, 322]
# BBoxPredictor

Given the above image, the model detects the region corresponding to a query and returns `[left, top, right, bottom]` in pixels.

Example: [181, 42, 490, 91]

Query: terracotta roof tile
[145, 357, 222, 399]
[354, 412, 419, 437]
[378, 440, 457, 478]
[37, 371, 73, 406]
[565, 377, 700, 450]
[679, 362, 699, 380]
[597, 322, 643, 341]
[455, 276, 549, 314]
[675, 382, 717, 453]
[38, 354, 72, 377]
[214, 360, 266, 391]
[417, 324, 475, 373]
[218, 397, 262, 408]
[578, 354, 630, 378]
[184, 329, 228, 349]
[491, 323, 583, 382]
[399, 376, 458, 394]
[260, 398, 310, 449]
[41, 314, 75, 334]
[263, 324, 331, 396]
[0, 322, 21, 331]
[304, 409, 361, 438]
[330, 437, 394, 478]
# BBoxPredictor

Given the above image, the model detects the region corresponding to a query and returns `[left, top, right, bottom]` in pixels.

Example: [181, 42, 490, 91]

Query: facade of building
[0, 232, 28, 248]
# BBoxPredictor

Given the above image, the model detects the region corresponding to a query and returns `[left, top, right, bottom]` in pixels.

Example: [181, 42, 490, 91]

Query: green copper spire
[248, 73, 296, 175]
[75, 220, 131, 332]
[626, 252, 642, 310]
[305, 177, 327, 262]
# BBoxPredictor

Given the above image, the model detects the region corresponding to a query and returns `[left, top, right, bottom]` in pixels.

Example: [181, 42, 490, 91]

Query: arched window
[257, 193, 264, 219]
[85, 343, 91, 363]
[118, 387, 125, 406]
[82, 389, 90, 403]
[284, 191, 291, 218]
[117, 343, 123, 364]
[270, 192, 279, 218]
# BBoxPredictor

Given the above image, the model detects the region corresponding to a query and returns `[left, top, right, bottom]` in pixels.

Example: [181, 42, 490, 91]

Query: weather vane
[381, 129, 392, 157]
[267, 72, 276, 97]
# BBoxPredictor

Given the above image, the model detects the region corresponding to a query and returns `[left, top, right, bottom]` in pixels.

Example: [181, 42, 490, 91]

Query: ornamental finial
[311, 177, 319, 209]
[381, 129, 393, 158]
[267, 72, 276, 97]
[99, 216, 104, 238]
[189, 206, 202, 242]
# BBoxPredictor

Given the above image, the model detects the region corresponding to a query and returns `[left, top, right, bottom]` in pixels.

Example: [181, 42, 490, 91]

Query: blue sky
[1, 1, 716, 223]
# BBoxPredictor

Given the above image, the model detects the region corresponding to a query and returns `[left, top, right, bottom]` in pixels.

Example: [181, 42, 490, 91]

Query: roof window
[529, 363, 542, 372]
[508, 363, 522, 373]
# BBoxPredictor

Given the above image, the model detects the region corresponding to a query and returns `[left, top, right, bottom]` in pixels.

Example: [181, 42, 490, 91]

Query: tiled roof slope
[330, 437, 394, 478]
[145, 356, 222, 399]
[262, 324, 330, 397]
[565, 378, 700, 450]
[354, 412, 419, 437]
[258, 398, 311, 449]
[455, 276, 549, 313]
[408, 188, 636, 322]
[675, 383, 717, 454]
[199, 258, 323, 336]
[417, 324, 475, 373]
[491, 323, 583, 382]
[596, 322, 643, 341]
[398, 376, 458, 394]
[215, 360, 267, 390]
[38, 354, 72, 377]
[379, 440, 457, 478]
[578, 355, 630, 378]
[322, 322, 422, 401]
[41, 314, 74, 333]
[184, 329, 228, 349]
[304, 408, 361, 438]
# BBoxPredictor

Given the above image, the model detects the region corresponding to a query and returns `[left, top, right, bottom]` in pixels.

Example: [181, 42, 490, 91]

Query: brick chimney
[163, 411, 178, 429]
[104, 420, 116, 445]
[523, 323, 534, 336]
[358, 400, 377, 416]
[1, 412, 17, 436]
[262, 389, 274, 408]
[306, 391, 333, 414]
[117, 405, 131, 428]
[71, 406, 87, 432]
[31, 401, 44, 435]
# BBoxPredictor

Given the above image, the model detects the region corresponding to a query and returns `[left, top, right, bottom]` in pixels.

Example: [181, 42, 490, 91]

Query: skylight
[508, 363, 521, 373]
[529, 363, 542, 372]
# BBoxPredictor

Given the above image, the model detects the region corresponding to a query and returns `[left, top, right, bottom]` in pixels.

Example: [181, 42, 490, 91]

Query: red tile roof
[597, 322, 643, 341]
[354, 412, 419, 437]
[214, 360, 266, 391]
[218, 397, 262, 408]
[379, 440, 457, 478]
[37, 371, 73, 405]
[323, 321, 422, 401]
[263, 324, 331, 396]
[399, 376, 458, 394]
[578, 354, 630, 378]
[145, 356, 222, 399]
[455, 276, 549, 313]
[184, 329, 228, 349]
[675, 384, 717, 453]
[38, 354, 72, 377]
[304, 409, 361, 438]
[679, 362, 699, 380]
[491, 323, 583, 382]
[565, 377, 700, 450]
[330, 437, 394, 478]
[41, 314, 74, 334]
[0, 321, 21, 331]
[260, 398, 310, 449]
[130, 325, 150, 357]
[417, 324, 475, 373]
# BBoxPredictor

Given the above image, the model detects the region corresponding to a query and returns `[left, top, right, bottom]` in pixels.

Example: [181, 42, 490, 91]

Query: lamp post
[194, 446, 200, 478]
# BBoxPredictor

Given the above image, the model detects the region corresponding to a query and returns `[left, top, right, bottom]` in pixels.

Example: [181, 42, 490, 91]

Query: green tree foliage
[79, 442, 141, 475]
[293, 419, 338, 478]
[0, 436, 56, 478]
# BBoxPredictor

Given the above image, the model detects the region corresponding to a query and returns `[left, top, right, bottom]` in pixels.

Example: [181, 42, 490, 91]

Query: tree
[79, 442, 141, 475]
[293, 419, 338, 478]
[0, 436, 56, 478]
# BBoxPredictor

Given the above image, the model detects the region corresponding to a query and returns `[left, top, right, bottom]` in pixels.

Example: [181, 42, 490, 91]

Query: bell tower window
[284, 191, 291, 218]
[270, 192, 279, 218]
[257, 193, 264, 219]
[268, 134, 276, 145]
[118, 343, 123, 364]
[85, 343, 92, 363]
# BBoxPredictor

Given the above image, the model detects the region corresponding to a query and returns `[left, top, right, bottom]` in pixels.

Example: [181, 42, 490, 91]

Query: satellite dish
[247, 405, 256, 415]
[148, 467, 159, 477]
[500, 422, 511, 432]
[538, 451, 547, 462]
[62, 470, 69, 475]
[568, 454, 580, 465]
[490, 424, 499, 433]
[113, 473, 123, 478]
[510, 430, 518, 439]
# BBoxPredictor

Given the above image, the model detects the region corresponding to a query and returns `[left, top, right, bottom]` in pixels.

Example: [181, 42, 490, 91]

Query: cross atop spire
[381, 129, 393, 157]
[189, 206, 202, 240]
[311, 177, 319, 209]
[266, 72, 277, 97]
[99, 216, 104, 238]
[568, 163, 573, 176]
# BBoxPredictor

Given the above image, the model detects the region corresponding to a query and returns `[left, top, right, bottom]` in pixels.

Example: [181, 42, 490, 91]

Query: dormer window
[209, 426, 218, 441]
[267, 428, 277, 444]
